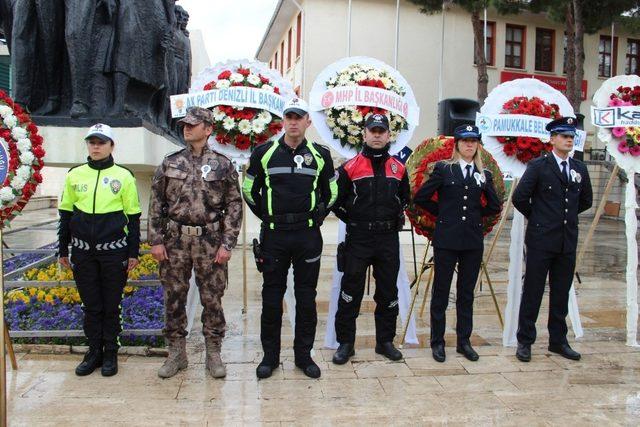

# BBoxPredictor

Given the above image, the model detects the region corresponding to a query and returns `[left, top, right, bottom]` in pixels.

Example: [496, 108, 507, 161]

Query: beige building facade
[256, 0, 640, 153]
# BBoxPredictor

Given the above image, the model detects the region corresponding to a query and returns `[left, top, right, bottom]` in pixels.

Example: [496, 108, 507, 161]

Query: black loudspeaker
[437, 98, 480, 136]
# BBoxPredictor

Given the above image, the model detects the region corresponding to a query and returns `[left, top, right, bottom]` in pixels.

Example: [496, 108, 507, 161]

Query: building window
[599, 35, 618, 78]
[626, 39, 640, 75]
[535, 28, 554, 72]
[505, 24, 525, 69]
[280, 41, 284, 72]
[274, 52, 278, 72]
[296, 13, 302, 59]
[474, 21, 495, 66]
[287, 28, 292, 70]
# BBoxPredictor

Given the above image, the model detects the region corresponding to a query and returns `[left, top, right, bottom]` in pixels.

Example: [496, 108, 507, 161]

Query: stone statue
[2, 0, 186, 139]
[11, 0, 65, 114]
[173, 6, 191, 100]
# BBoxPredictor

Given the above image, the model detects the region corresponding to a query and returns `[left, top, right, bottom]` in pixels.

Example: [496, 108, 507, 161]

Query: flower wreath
[406, 135, 505, 240]
[201, 65, 283, 151]
[0, 91, 45, 226]
[496, 96, 559, 163]
[324, 63, 408, 151]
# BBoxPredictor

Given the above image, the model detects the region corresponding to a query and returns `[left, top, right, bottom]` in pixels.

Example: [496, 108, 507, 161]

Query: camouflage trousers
[160, 232, 227, 345]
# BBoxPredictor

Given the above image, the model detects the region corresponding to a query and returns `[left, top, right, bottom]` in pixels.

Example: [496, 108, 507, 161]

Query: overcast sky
[179, 0, 280, 64]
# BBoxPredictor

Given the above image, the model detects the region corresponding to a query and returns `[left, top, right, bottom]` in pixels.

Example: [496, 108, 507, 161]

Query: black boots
[516, 343, 531, 362]
[456, 342, 479, 361]
[332, 343, 355, 365]
[75, 348, 103, 376]
[548, 343, 581, 361]
[101, 350, 118, 376]
[375, 342, 403, 361]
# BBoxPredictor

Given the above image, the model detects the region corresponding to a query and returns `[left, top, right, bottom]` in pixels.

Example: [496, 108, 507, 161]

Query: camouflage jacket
[148, 145, 242, 249]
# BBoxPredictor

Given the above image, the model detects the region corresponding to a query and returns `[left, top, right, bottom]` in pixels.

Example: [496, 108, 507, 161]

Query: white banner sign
[573, 129, 586, 152]
[170, 87, 286, 118]
[476, 112, 585, 151]
[310, 86, 419, 125]
[590, 105, 640, 128]
[476, 113, 553, 139]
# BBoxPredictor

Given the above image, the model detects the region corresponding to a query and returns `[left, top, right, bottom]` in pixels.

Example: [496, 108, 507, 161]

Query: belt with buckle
[348, 220, 397, 231]
[169, 219, 219, 236]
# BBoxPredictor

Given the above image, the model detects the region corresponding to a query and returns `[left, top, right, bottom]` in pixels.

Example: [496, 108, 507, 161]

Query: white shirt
[459, 159, 474, 179]
[552, 151, 570, 180]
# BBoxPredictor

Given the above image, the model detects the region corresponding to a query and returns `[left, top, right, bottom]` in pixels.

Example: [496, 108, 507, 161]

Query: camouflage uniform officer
[148, 107, 242, 379]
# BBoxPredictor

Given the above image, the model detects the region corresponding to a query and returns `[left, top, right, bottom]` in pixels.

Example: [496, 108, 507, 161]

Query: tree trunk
[572, 0, 585, 113]
[565, 3, 578, 111]
[471, 9, 488, 106]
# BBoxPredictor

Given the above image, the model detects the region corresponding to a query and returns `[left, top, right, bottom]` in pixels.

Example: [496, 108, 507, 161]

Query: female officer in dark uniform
[414, 125, 502, 362]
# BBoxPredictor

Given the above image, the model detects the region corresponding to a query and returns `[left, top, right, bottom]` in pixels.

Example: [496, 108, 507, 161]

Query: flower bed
[3, 244, 164, 347]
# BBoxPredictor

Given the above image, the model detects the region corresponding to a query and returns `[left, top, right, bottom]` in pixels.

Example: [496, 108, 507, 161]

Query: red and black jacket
[332, 145, 410, 232]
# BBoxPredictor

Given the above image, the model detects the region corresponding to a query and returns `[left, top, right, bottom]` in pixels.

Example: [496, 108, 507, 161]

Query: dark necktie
[561, 161, 568, 182]
[465, 164, 472, 181]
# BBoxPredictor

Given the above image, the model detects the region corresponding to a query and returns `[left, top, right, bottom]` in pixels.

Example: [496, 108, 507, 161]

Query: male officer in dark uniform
[331, 114, 410, 365]
[513, 117, 593, 362]
[243, 98, 338, 379]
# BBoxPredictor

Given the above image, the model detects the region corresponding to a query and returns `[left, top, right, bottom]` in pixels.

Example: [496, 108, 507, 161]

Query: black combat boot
[75, 347, 102, 376]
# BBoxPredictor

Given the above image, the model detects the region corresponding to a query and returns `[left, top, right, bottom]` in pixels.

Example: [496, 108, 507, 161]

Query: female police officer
[414, 125, 501, 362]
[58, 123, 142, 377]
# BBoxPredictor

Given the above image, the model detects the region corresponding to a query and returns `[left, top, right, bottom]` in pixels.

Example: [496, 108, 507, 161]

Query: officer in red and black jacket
[331, 114, 410, 365]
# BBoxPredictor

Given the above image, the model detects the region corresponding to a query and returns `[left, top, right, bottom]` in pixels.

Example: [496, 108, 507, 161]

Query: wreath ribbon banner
[477, 112, 586, 151]
[309, 56, 420, 159]
[183, 59, 296, 163]
[590, 105, 640, 128]
[309, 85, 419, 125]
[0, 143, 8, 184]
[170, 87, 287, 119]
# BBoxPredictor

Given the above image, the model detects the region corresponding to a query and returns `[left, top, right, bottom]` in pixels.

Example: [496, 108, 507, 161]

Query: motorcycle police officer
[58, 123, 142, 377]
[331, 114, 410, 365]
[513, 117, 592, 362]
[243, 98, 338, 379]
[414, 125, 502, 363]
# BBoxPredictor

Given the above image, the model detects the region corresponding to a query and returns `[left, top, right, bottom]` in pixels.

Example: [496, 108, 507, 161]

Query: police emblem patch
[567, 118, 574, 124]
[209, 159, 219, 171]
[466, 125, 473, 131]
[109, 179, 122, 194]
[102, 177, 110, 186]
[303, 153, 313, 166]
[391, 162, 398, 174]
